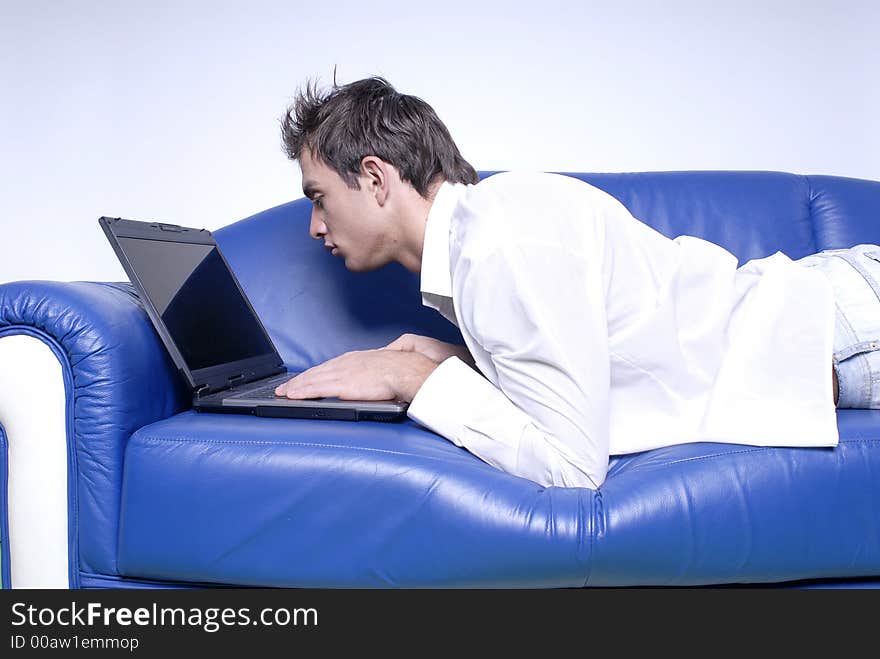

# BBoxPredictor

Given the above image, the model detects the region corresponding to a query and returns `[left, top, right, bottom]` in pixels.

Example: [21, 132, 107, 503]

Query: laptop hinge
[194, 384, 211, 400]
[227, 373, 247, 389]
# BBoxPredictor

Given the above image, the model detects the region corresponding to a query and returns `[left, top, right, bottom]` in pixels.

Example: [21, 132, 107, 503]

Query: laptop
[99, 216, 409, 422]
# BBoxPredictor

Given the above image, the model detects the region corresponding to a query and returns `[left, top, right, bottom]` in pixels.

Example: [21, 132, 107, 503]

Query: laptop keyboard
[241, 383, 284, 399]
[227, 375, 293, 400]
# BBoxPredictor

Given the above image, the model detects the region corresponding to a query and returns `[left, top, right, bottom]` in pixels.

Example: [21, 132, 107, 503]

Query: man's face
[299, 149, 394, 272]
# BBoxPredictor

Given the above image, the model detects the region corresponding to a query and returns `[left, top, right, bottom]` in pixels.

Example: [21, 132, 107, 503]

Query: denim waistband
[815, 248, 880, 408]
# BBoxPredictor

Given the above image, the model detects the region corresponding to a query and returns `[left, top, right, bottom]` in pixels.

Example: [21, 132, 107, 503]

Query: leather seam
[78, 570, 232, 589]
[0, 424, 10, 589]
[584, 490, 596, 587]
[130, 435, 492, 464]
[803, 174, 820, 254]
[618, 439, 880, 475]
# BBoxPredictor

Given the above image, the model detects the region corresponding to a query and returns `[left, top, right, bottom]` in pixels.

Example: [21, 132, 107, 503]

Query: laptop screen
[117, 236, 276, 372]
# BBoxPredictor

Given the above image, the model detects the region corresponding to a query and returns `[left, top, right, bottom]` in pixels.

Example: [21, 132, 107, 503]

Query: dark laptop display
[100, 217, 408, 422]
[116, 237, 275, 371]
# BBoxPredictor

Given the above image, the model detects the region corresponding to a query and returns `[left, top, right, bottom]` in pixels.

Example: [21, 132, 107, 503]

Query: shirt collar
[420, 180, 465, 301]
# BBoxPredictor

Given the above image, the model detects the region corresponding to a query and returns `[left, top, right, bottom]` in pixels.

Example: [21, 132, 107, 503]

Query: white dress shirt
[406, 171, 838, 489]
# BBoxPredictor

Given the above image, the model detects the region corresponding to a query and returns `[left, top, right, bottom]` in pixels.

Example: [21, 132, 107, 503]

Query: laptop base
[193, 400, 407, 422]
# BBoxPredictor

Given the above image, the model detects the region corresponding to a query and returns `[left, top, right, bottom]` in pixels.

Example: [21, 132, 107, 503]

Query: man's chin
[344, 258, 380, 273]
[338, 252, 386, 273]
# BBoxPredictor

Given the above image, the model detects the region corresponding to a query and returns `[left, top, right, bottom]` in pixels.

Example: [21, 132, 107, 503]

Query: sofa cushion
[594, 409, 880, 586]
[118, 408, 880, 587]
[117, 410, 592, 588]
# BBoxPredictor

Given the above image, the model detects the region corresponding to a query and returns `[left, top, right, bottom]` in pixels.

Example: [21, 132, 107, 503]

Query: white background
[1, 0, 878, 284]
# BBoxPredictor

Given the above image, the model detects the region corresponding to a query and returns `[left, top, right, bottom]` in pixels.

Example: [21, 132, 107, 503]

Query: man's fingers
[275, 357, 348, 395]
[274, 377, 297, 396]
[272, 350, 401, 401]
[280, 378, 335, 399]
[275, 373, 322, 396]
[277, 367, 352, 397]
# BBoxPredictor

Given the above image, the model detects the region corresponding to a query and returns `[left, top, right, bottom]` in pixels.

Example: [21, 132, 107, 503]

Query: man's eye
[314, 199, 323, 209]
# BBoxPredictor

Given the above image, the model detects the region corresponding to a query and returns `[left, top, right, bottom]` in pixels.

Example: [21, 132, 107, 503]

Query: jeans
[794, 244, 880, 409]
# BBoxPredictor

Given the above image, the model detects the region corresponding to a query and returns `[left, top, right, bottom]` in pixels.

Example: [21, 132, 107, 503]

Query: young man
[274, 75, 861, 490]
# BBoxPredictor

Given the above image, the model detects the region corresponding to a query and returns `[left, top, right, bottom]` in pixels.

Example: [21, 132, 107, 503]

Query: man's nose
[309, 209, 326, 240]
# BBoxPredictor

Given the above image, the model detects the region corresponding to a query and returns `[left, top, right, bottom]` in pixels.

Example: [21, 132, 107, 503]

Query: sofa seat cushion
[117, 409, 880, 587]
[593, 409, 880, 586]
[117, 410, 592, 588]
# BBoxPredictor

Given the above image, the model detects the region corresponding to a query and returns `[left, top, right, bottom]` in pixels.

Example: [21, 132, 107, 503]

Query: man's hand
[381, 333, 475, 368]
[274, 349, 439, 403]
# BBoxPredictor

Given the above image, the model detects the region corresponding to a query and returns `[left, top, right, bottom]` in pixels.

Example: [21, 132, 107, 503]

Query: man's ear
[360, 156, 391, 205]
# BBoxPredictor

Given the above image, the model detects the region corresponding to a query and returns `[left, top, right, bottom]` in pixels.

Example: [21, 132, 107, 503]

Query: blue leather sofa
[1, 170, 879, 589]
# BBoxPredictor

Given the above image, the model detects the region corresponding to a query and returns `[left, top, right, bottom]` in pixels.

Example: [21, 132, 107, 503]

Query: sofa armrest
[0, 280, 190, 586]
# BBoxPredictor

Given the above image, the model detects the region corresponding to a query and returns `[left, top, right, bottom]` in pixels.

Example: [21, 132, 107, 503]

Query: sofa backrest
[214, 170, 880, 373]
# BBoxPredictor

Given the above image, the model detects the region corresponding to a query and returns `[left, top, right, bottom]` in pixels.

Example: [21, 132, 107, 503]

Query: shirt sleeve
[407, 239, 611, 489]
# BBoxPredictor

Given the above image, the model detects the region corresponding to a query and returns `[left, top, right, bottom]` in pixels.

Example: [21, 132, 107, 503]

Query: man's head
[280, 75, 478, 272]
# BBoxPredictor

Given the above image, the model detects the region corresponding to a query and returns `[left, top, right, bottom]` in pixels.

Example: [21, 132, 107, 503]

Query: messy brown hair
[281, 71, 478, 198]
